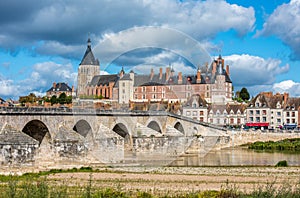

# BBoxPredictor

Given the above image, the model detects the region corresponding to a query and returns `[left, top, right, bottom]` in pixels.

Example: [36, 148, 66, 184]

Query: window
[263, 117, 266, 122]
[237, 118, 241, 124]
[134, 95, 137, 99]
[292, 119, 296, 123]
[153, 86, 156, 91]
[122, 89, 125, 94]
[143, 87, 146, 92]
[200, 111, 204, 116]
[230, 118, 234, 124]
[193, 111, 197, 116]
[250, 117, 253, 122]
[249, 110, 253, 115]
[142, 95, 146, 99]
[256, 110, 260, 115]
[256, 102, 260, 107]
[122, 82, 125, 87]
[292, 112, 295, 117]
[200, 117, 204, 122]
[256, 117, 260, 122]
[277, 112, 281, 116]
[287, 119, 290, 124]
[277, 118, 281, 123]
[186, 111, 191, 116]
[286, 112, 290, 117]
[262, 110, 266, 115]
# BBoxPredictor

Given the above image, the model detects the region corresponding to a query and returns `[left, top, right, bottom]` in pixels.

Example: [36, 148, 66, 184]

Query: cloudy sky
[0, 0, 300, 99]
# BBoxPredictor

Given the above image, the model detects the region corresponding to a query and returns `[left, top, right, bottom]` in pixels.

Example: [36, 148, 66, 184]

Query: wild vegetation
[247, 138, 300, 153]
[0, 167, 299, 198]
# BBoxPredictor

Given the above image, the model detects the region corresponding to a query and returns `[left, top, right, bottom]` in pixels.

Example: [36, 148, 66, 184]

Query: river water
[172, 147, 300, 166]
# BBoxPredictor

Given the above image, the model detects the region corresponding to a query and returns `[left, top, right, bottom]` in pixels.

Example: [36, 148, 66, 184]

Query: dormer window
[256, 102, 259, 107]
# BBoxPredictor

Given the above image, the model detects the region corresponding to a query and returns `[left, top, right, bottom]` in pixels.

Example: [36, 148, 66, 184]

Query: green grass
[247, 138, 300, 153]
[0, 175, 299, 197]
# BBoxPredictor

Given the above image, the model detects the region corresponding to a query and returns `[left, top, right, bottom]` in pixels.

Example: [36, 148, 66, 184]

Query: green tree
[66, 95, 72, 104]
[240, 87, 250, 101]
[58, 93, 67, 104]
[50, 95, 57, 105]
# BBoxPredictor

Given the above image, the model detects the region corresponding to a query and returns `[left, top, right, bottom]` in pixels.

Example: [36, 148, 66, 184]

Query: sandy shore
[46, 166, 300, 194]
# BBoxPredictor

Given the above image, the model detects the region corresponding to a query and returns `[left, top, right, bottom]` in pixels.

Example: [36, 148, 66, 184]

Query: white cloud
[94, 26, 212, 69]
[0, 0, 255, 58]
[224, 54, 289, 86]
[257, 0, 300, 60]
[273, 80, 300, 97]
[0, 61, 77, 99]
[0, 77, 20, 97]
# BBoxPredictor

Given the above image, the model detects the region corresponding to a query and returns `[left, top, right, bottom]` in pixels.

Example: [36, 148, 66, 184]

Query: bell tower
[77, 38, 100, 97]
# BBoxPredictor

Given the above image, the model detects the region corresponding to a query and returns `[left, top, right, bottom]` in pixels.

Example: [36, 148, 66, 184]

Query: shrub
[275, 160, 288, 167]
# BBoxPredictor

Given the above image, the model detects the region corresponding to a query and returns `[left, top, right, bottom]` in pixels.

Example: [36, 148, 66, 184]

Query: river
[171, 147, 300, 166]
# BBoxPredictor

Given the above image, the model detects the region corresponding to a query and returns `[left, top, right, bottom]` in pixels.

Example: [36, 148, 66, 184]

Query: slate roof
[285, 97, 300, 109]
[183, 94, 207, 107]
[248, 92, 300, 110]
[89, 74, 119, 86]
[79, 38, 99, 66]
[47, 82, 72, 92]
[226, 104, 247, 114]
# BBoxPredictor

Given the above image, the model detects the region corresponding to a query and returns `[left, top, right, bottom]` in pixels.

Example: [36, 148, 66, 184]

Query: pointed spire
[79, 37, 99, 66]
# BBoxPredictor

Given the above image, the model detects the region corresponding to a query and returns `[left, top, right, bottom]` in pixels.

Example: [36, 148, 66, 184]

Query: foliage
[19, 93, 38, 105]
[240, 87, 250, 101]
[1, 174, 300, 198]
[80, 95, 104, 99]
[275, 160, 288, 167]
[49, 93, 72, 105]
[248, 138, 300, 153]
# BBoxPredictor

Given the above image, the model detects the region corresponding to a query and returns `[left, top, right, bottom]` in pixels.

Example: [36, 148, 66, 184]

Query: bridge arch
[174, 122, 184, 134]
[112, 123, 129, 138]
[73, 119, 92, 138]
[22, 120, 51, 145]
[147, 120, 162, 133]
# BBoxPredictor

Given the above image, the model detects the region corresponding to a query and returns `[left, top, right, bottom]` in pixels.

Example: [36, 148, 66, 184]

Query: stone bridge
[0, 107, 227, 167]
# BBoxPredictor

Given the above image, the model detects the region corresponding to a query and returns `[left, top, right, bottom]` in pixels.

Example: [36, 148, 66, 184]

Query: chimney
[150, 68, 154, 80]
[284, 92, 289, 105]
[226, 65, 230, 76]
[53, 82, 56, 88]
[178, 72, 182, 84]
[166, 67, 170, 81]
[72, 85, 74, 92]
[159, 68, 163, 79]
[196, 70, 201, 83]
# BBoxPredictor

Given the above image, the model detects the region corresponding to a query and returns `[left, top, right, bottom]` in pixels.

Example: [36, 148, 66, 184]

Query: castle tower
[77, 38, 100, 97]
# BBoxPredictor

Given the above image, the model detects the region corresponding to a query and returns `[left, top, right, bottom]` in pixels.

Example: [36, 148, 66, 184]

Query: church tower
[77, 38, 100, 97]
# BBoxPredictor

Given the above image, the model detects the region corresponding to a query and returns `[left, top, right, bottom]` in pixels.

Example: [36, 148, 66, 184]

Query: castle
[77, 39, 233, 105]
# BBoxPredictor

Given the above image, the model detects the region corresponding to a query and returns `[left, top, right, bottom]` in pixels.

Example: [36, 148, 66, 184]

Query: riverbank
[1, 166, 299, 197]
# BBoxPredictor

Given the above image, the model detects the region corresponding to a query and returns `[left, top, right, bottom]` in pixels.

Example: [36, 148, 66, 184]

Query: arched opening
[112, 123, 129, 138]
[22, 120, 50, 145]
[174, 122, 184, 134]
[147, 121, 162, 133]
[73, 120, 92, 137]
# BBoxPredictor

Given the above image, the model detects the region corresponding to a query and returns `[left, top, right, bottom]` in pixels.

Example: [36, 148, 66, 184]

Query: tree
[50, 95, 57, 105]
[240, 87, 250, 101]
[58, 93, 67, 104]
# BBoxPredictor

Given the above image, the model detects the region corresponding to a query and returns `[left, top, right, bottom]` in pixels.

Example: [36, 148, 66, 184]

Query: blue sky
[0, 0, 300, 99]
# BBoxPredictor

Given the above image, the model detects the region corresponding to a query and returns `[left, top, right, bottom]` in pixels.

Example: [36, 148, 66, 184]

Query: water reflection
[172, 147, 300, 166]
